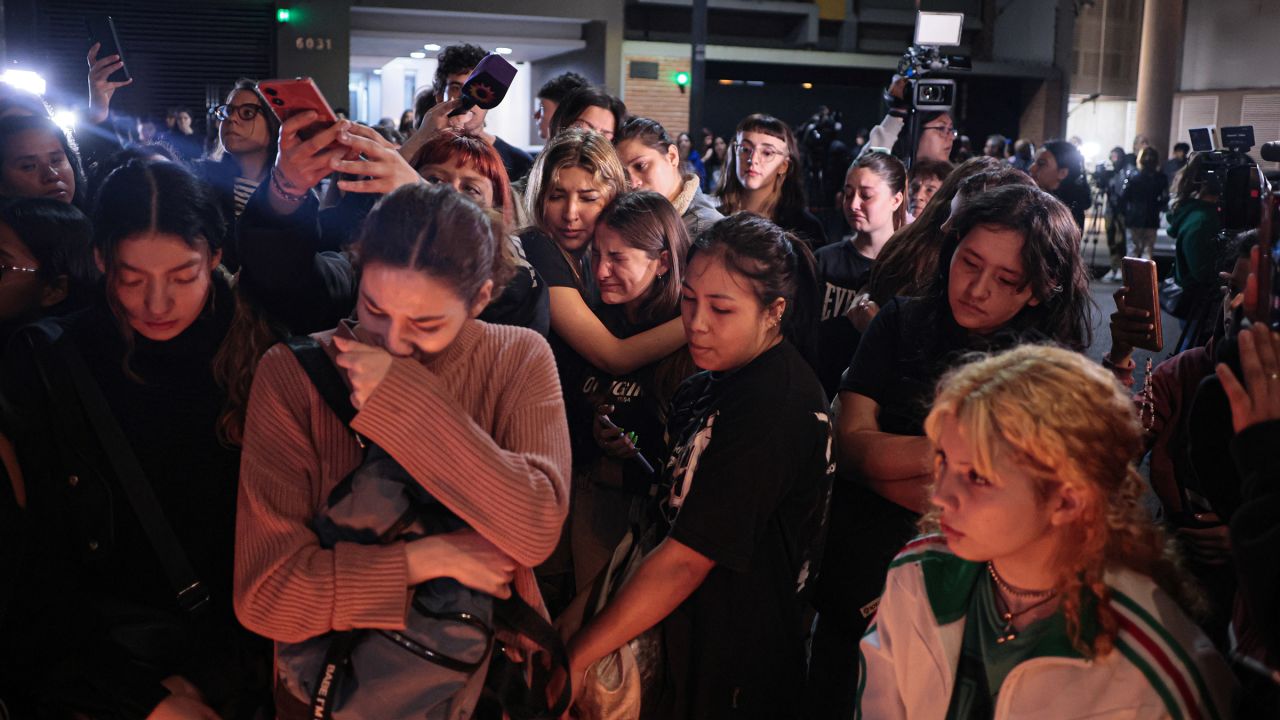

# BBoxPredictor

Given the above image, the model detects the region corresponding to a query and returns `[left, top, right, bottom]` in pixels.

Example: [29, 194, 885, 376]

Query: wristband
[270, 170, 307, 203]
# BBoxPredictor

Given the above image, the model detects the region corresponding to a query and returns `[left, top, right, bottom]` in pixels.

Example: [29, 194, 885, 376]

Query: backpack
[277, 336, 570, 720]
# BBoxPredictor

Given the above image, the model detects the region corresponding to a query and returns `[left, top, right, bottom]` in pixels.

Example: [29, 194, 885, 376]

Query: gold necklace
[989, 576, 1058, 644]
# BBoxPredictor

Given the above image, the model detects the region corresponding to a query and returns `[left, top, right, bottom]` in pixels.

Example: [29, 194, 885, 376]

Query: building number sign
[295, 37, 334, 51]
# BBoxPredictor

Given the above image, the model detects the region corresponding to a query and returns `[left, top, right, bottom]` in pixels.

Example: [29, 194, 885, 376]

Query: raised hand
[330, 124, 424, 195]
[268, 112, 349, 214]
[1108, 287, 1157, 363]
[1216, 323, 1280, 434]
[87, 43, 133, 124]
[332, 334, 394, 410]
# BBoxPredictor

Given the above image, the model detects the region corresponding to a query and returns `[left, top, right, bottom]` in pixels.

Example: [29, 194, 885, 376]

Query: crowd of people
[0, 38, 1276, 720]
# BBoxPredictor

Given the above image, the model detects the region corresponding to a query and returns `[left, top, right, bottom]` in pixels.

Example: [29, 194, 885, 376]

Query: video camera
[1188, 125, 1266, 231]
[1184, 125, 1280, 330]
[887, 12, 971, 167]
[895, 12, 971, 113]
[897, 44, 970, 112]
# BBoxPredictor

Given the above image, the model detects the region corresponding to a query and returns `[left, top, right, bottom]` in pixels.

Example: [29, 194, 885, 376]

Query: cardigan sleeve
[234, 343, 411, 643]
[350, 332, 572, 568]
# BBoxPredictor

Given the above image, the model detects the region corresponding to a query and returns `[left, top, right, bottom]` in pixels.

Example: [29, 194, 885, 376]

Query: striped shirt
[232, 176, 260, 217]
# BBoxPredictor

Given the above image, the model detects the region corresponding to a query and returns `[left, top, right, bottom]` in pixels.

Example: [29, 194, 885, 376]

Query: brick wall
[623, 55, 690, 136]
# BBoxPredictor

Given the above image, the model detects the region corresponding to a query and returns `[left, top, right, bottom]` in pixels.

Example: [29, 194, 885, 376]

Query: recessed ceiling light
[495, 47, 513, 55]
[372, 68, 382, 75]
[410, 51, 426, 59]
[423, 43, 441, 51]
[802, 82, 813, 89]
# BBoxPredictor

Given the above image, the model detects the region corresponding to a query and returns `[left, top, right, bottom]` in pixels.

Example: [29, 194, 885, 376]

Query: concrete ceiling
[349, 6, 588, 70]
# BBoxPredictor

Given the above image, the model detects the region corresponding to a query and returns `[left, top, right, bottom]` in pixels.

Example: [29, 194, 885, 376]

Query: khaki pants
[1128, 227, 1157, 259]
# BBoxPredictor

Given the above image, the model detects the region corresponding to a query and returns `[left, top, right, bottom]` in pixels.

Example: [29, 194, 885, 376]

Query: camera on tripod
[1187, 125, 1266, 231]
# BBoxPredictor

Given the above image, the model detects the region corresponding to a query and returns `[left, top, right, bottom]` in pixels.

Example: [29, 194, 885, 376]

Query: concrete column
[1133, 0, 1185, 157]
[276, 0, 351, 113]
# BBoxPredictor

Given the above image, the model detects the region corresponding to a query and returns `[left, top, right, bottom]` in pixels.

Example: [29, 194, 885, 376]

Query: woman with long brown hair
[613, 117, 722, 237]
[570, 190, 696, 591]
[2, 160, 270, 718]
[717, 113, 827, 247]
[811, 184, 1093, 718]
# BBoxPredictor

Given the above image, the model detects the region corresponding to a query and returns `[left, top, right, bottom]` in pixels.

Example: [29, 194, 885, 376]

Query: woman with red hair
[236, 116, 548, 336]
[411, 130, 514, 226]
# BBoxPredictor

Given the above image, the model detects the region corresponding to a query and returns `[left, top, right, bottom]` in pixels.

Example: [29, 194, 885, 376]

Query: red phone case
[257, 78, 337, 139]
[1122, 257, 1163, 353]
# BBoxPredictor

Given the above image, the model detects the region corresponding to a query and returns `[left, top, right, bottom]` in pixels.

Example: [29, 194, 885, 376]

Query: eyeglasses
[213, 103, 263, 123]
[0, 263, 37, 282]
[922, 125, 959, 139]
[732, 142, 784, 163]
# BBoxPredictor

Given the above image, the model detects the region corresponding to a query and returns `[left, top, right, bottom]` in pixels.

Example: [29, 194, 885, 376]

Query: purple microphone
[448, 54, 517, 117]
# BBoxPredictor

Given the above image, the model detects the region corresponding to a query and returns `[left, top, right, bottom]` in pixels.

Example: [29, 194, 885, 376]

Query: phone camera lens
[264, 87, 278, 96]
[272, 98, 285, 106]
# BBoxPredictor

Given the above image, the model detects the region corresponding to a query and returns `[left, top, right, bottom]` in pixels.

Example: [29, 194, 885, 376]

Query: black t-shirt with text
[658, 340, 833, 719]
[814, 239, 875, 398]
[570, 304, 669, 482]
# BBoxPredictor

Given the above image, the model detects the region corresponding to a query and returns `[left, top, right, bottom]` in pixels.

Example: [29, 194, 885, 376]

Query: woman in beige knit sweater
[232, 183, 572, 717]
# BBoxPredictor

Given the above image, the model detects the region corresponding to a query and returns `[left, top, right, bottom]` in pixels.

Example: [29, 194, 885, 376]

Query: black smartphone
[85, 14, 131, 84]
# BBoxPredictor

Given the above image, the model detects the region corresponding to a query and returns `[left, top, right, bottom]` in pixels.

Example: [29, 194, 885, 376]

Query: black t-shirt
[839, 296, 947, 435]
[776, 206, 829, 249]
[814, 239, 875, 399]
[658, 340, 833, 719]
[479, 236, 550, 337]
[493, 136, 534, 184]
[818, 297, 1031, 634]
[571, 304, 670, 485]
[522, 228, 599, 455]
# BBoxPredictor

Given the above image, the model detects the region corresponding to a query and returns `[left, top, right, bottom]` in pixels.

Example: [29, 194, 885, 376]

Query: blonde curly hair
[922, 344, 1203, 657]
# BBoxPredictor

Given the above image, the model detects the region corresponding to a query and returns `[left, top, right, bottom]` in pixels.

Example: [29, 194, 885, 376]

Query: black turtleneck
[0, 273, 260, 718]
[61, 274, 240, 606]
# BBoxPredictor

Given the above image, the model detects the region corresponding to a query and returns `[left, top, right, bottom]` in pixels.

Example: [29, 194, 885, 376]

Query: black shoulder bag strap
[481, 594, 572, 720]
[284, 336, 359, 436]
[21, 321, 210, 615]
[283, 335, 364, 720]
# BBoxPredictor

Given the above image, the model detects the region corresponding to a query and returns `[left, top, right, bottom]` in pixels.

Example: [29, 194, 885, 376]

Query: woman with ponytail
[557, 213, 831, 719]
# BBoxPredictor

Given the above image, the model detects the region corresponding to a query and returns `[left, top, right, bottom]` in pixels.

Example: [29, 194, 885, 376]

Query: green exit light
[674, 71, 690, 87]
[277, 8, 292, 22]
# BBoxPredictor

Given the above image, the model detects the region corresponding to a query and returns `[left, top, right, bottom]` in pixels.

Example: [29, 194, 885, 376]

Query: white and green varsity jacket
[856, 535, 1237, 720]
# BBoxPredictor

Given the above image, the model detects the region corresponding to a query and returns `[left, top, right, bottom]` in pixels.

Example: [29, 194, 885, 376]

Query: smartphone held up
[257, 77, 339, 140]
[85, 13, 131, 83]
